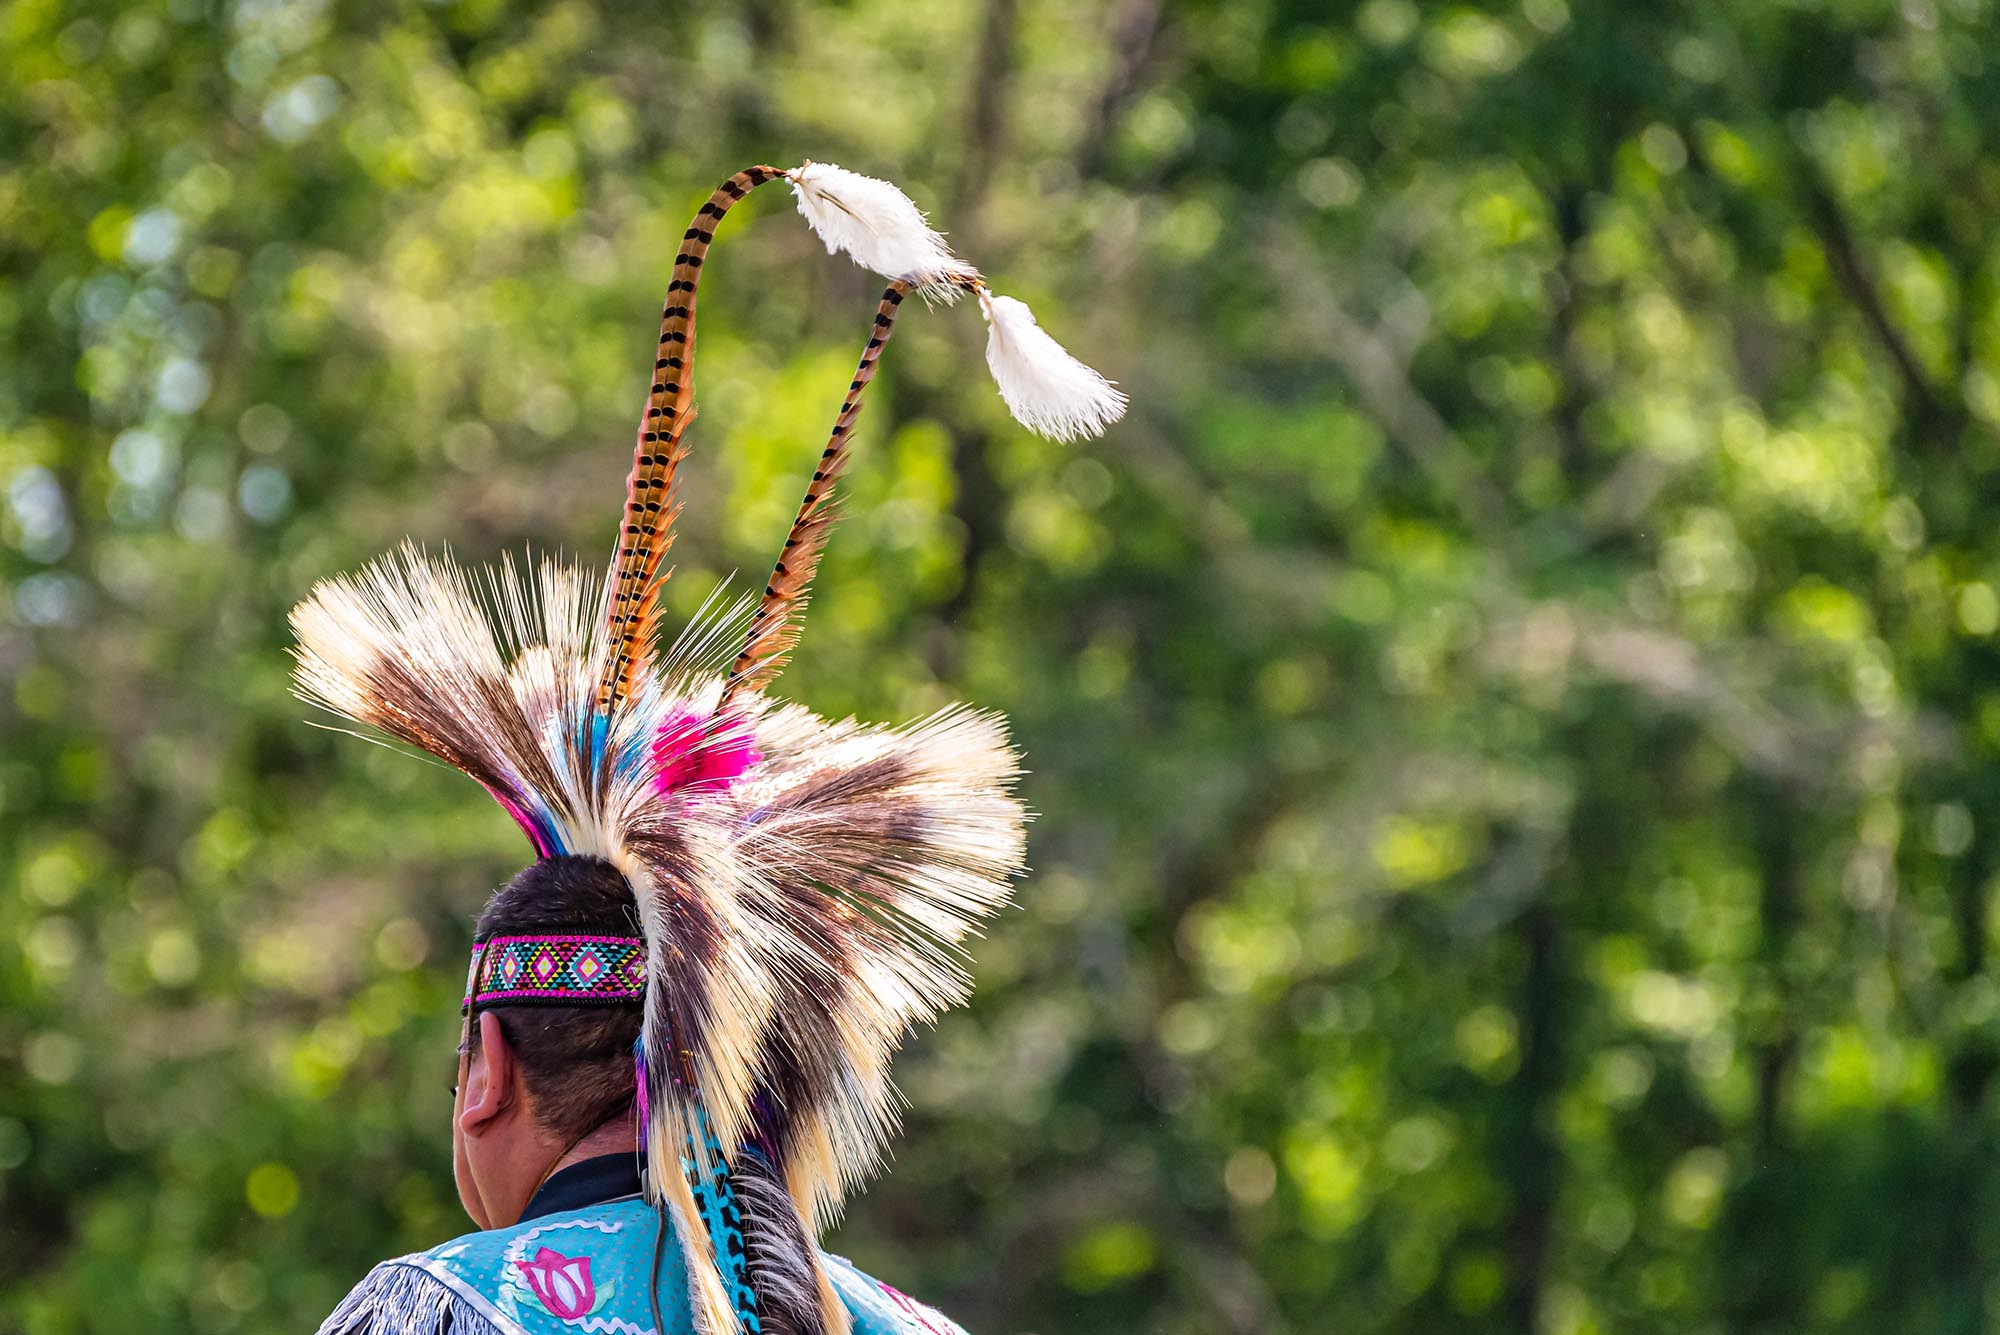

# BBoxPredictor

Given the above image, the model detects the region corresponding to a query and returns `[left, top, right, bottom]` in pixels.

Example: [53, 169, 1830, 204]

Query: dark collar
[519, 1152, 644, 1222]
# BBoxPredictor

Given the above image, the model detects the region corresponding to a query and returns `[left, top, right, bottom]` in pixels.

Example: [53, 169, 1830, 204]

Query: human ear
[457, 1010, 515, 1136]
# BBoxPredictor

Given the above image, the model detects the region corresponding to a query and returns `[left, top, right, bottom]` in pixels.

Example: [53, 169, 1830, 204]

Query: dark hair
[466, 856, 643, 1143]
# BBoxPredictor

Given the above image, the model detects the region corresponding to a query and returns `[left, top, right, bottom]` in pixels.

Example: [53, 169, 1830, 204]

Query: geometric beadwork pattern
[463, 934, 646, 1011]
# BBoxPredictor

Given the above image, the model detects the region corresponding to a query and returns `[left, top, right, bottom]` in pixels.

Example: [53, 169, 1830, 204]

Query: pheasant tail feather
[722, 282, 911, 709]
[600, 165, 788, 715]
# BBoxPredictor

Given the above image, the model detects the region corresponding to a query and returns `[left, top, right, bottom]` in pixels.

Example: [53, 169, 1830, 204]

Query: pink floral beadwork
[463, 934, 645, 1010]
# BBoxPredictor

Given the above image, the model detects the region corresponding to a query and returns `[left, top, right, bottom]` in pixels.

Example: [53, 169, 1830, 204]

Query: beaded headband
[462, 934, 647, 1012]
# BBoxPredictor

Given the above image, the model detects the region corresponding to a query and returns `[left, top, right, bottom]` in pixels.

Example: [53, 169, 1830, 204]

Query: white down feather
[977, 290, 1128, 442]
[788, 161, 976, 296]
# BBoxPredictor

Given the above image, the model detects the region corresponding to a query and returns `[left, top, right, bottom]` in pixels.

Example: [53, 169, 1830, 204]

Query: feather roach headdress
[291, 163, 1124, 1334]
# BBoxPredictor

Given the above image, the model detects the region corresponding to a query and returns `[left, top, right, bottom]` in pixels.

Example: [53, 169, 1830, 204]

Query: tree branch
[1075, 0, 1166, 181]
[1794, 156, 1943, 433]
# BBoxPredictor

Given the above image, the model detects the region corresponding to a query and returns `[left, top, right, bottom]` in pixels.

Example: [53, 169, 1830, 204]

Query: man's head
[453, 855, 644, 1229]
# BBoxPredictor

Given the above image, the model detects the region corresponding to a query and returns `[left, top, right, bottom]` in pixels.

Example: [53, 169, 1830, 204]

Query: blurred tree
[4, 1, 2000, 1333]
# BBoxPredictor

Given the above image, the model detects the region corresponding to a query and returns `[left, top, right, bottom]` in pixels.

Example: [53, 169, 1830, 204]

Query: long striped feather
[720, 282, 911, 710]
[600, 165, 788, 716]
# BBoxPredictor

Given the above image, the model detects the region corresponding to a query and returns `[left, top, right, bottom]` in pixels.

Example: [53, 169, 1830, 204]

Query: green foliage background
[5, 0, 2000, 1331]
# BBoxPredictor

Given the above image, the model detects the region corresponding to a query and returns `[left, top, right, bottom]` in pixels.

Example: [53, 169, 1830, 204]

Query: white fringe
[316, 1260, 508, 1335]
[977, 289, 1128, 442]
[787, 161, 976, 297]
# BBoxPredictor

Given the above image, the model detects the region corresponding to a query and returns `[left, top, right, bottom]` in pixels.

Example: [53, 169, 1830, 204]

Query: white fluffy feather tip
[788, 161, 976, 295]
[978, 290, 1128, 442]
